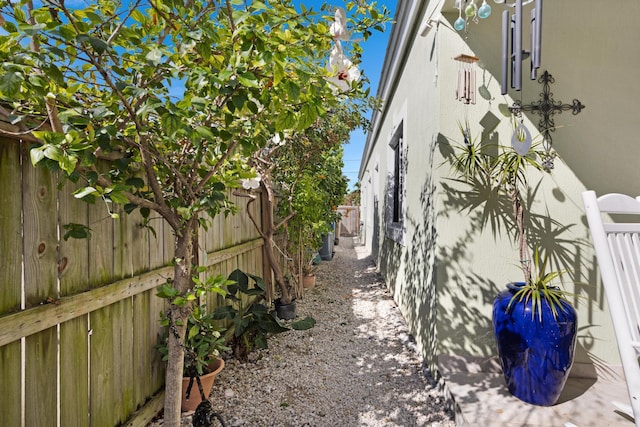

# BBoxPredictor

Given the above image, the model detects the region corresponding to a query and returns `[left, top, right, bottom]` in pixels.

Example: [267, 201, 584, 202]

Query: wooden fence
[336, 205, 360, 237]
[0, 136, 268, 427]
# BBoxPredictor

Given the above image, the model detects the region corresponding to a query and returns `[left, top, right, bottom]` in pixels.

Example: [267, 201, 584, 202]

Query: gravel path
[151, 237, 455, 427]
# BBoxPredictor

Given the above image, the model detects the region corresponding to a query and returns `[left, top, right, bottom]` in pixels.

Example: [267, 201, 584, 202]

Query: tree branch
[233, 190, 265, 239]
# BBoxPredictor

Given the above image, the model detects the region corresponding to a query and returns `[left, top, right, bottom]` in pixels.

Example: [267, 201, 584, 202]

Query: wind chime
[500, 0, 543, 94]
[454, 54, 479, 147]
[454, 54, 479, 105]
[498, 0, 544, 161]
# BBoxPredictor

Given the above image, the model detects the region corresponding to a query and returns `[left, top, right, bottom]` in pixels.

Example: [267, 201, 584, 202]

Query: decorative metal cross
[509, 70, 585, 171]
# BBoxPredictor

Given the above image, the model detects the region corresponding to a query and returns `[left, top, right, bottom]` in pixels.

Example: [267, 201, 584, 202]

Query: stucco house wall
[359, 0, 640, 378]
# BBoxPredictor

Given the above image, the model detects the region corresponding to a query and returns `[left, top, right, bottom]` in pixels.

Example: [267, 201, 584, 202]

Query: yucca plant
[507, 247, 571, 320]
[447, 119, 571, 316]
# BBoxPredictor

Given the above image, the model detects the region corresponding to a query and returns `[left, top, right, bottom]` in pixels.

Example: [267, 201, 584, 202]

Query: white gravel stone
[149, 237, 455, 427]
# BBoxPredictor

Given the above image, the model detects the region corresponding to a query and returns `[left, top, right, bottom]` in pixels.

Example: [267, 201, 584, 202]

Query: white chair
[583, 190, 640, 425]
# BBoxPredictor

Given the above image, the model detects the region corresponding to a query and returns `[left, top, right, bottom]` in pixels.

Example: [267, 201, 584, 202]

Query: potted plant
[213, 269, 315, 361]
[300, 247, 319, 289]
[291, 221, 324, 290]
[446, 120, 577, 406]
[157, 305, 229, 412]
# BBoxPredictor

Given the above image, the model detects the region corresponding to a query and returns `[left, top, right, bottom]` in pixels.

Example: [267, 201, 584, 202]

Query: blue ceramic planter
[492, 283, 577, 406]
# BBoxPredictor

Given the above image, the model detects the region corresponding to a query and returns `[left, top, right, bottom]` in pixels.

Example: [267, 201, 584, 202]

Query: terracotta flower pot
[181, 357, 225, 412]
[302, 274, 316, 289]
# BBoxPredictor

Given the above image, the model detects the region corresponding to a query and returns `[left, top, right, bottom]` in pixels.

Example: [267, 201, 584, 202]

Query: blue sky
[297, 1, 396, 192]
[342, 2, 395, 192]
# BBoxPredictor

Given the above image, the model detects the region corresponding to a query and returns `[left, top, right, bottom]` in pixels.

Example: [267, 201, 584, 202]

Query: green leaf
[61, 155, 78, 174]
[43, 145, 64, 162]
[124, 203, 138, 214]
[88, 37, 108, 54]
[2, 21, 18, 33]
[125, 177, 145, 189]
[0, 71, 24, 97]
[62, 223, 92, 240]
[161, 113, 181, 135]
[275, 110, 296, 132]
[157, 283, 179, 300]
[231, 94, 246, 110]
[108, 190, 129, 204]
[195, 126, 215, 140]
[30, 148, 45, 166]
[237, 72, 259, 88]
[32, 131, 65, 145]
[188, 324, 199, 340]
[297, 103, 317, 130]
[228, 269, 249, 291]
[254, 334, 268, 349]
[292, 316, 316, 330]
[273, 62, 285, 85]
[177, 207, 192, 219]
[286, 81, 300, 101]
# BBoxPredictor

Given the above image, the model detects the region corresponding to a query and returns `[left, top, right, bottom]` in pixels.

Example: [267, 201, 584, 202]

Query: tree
[0, 0, 388, 425]
[238, 103, 366, 303]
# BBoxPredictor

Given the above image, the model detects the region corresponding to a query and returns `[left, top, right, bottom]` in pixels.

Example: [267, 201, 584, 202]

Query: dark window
[392, 137, 402, 223]
[386, 122, 404, 243]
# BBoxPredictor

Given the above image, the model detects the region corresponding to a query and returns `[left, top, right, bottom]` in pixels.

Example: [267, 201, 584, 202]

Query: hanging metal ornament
[454, 54, 479, 104]
[508, 70, 585, 170]
[511, 119, 532, 156]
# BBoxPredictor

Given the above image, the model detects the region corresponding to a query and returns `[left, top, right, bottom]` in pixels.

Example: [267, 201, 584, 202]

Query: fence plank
[116, 207, 150, 278]
[59, 180, 90, 295]
[123, 391, 165, 427]
[25, 328, 57, 426]
[162, 217, 175, 266]
[88, 199, 114, 288]
[60, 316, 90, 427]
[0, 341, 21, 426]
[22, 147, 57, 308]
[133, 291, 165, 411]
[148, 211, 165, 270]
[90, 299, 134, 427]
[0, 141, 22, 427]
[0, 139, 22, 314]
[58, 180, 91, 427]
[22, 143, 58, 425]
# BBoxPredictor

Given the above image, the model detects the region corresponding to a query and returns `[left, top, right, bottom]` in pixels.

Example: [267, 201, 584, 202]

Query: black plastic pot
[274, 299, 296, 320]
[319, 232, 334, 260]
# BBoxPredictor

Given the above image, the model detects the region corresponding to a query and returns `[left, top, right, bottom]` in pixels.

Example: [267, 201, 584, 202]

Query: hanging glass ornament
[478, 1, 492, 19]
[465, 2, 477, 17]
[454, 2, 466, 31]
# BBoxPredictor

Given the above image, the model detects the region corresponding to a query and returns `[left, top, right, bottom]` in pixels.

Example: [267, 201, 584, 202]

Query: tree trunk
[260, 181, 292, 304]
[263, 225, 292, 304]
[163, 221, 197, 427]
[512, 188, 531, 283]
